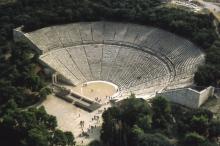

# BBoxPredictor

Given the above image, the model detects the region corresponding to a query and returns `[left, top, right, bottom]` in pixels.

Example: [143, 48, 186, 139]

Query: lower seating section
[40, 44, 171, 90]
[84, 45, 103, 80]
[67, 46, 94, 81]
[24, 22, 204, 95]
[101, 45, 120, 80]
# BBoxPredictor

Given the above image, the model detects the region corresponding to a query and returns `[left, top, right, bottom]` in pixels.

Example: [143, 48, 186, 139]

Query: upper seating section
[22, 22, 204, 94]
[24, 22, 201, 54]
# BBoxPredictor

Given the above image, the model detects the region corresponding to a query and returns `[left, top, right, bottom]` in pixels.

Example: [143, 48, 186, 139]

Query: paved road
[196, 0, 220, 12]
[197, 0, 220, 37]
[195, 0, 220, 20]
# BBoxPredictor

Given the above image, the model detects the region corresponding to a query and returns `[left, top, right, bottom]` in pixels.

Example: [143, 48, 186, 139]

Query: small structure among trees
[157, 86, 215, 108]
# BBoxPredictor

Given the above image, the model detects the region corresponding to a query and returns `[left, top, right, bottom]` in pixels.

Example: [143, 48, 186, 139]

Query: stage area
[66, 81, 118, 103]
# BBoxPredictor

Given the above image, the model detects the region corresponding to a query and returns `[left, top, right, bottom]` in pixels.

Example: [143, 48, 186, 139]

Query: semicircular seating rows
[23, 22, 205, 96]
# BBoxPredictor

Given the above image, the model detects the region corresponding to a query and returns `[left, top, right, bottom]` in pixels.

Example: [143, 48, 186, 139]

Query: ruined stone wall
[157, 86, 214, 108]
[198, 86, 215, 107]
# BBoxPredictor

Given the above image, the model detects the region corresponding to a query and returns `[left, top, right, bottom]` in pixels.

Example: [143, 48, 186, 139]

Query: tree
[101, 96, 152, 146]
[64, 132, 75, 146]
[89, 140, 103, 146]
[206, 41, 220, 65]
[137, 115, 152, 132]
[120, 96, 152, 127]
[151, 96, 172, 130]
[25, 128, 49, 146]
[183, 132, 205, 146]
[0, 42, 50, 107]
[176, 108, 213, 136]
[134, 133, 172, 146]
[39, 87, 51, 99]
[0, 99, 17, 116]
[51, 130, 68, 146]
[30, 107, 57, 131]
[209, 120, 220, 139]
[192, 28, 215, 49]
[194, 65, 219, 86]
[190, 115, 209, 136]
[101, 107, 120, 145]
[0, 106, 74, 146]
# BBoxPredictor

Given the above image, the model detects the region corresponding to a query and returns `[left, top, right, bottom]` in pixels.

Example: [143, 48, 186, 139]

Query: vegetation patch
[92, 96, 220, 146]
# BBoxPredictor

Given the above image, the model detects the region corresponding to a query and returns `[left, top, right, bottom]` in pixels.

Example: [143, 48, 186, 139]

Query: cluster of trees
[0, 100, 75, 146]
[0, 29, 74, 145]
[91, 95, 220, 146]
[0, 42, 50, 108]
[0, 41, 76, 146]
[195, 40, 220, 87]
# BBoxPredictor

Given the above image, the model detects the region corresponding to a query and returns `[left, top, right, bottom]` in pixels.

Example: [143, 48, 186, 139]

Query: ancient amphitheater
[15, 21, 205, 97]
[13, 21, 207, 144]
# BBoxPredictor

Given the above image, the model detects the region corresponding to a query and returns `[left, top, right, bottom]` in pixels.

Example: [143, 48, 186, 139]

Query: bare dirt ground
[68, 81, 118, 104]
[196, 0, 220, 20]
[40, 81, 157, 145]
[202, 97, 220, 118]
[41, 94, 111, 145]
